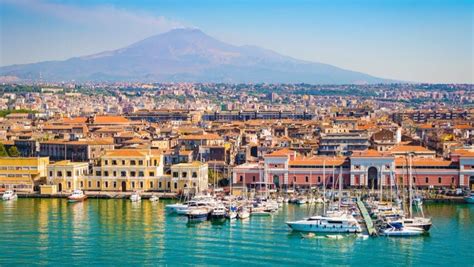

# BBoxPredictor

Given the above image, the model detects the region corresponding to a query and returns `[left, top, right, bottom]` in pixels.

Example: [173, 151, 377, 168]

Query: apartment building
[0, 157, 49, 192]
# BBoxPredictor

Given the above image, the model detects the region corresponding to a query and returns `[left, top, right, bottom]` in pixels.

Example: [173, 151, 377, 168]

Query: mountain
[0, 28, 391, 84]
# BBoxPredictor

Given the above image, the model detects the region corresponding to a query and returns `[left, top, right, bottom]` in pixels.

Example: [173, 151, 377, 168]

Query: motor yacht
[67, 190, 87, 202]
[286, 214, 362, 233]
[2, 190, 17, 201]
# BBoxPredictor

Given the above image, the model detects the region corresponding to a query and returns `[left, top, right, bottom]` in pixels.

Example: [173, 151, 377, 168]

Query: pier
[357, 199, 377, 236]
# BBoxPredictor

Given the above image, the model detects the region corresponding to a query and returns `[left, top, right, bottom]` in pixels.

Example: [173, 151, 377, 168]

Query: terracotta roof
[266, 148, 295, 157]
[290, 156, 347, 166]
[179, 134, 222, 140]
[61, 117, 87, 124]
[94, 116, 130, 124]
[394, 157, 455, 167]
[352, 149, 391, 158]
[452, 149, 474, 157]
[390, 145, 433, 153]
[105, 149, 146, 157]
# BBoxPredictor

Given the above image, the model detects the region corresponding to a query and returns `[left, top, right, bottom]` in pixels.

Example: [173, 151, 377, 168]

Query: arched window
[425, 177, 429, 184]
[438, 177, 442, 184]
[305, 176, 309, 183]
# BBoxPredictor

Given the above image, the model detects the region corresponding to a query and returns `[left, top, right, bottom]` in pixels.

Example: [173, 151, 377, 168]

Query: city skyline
[1, 0, 473, 84]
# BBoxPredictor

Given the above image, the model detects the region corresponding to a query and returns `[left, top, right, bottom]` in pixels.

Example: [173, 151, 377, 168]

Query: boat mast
[323, 159, 326, 215]
[338, 166, 342, 210]
[408, 153, 413, 218]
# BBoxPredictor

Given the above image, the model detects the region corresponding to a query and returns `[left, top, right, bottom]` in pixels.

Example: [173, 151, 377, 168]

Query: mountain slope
[0, 28, 391, 84]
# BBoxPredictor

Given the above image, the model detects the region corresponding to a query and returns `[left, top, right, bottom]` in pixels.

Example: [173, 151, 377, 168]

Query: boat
[211, 206, 227, 220]
[166, 203, 188, 213]
[2, 190, 18, 201]
[286, 214, 362, 233]
[296, 197, 308, 205]
[130, 192, 141, 202]
[149, 195, 159, 202]
[464, 193, 474, 204]
[67, 190, 87, 202]
[389, 217, 432, 231]
[237, 208, 250, 219]
[226, 206, 238, 220]
[382, 222, 424, 236]
[186, 208, 209, 221]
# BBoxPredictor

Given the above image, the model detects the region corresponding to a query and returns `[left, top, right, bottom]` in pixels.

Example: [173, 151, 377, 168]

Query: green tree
[0, 143, 8, 157]
[7, 146, 20, 157]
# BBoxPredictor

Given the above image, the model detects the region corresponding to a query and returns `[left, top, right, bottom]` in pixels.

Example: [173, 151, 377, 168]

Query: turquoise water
[0, 199, 473, 266]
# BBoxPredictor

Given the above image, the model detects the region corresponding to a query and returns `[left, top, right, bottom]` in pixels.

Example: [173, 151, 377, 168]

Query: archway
[368, 167, 378, 190]
[121, 181, 127, 192]
[58, 183, 62, 192]
[273, 175, 280, 189]
[470, 176, 474, 190]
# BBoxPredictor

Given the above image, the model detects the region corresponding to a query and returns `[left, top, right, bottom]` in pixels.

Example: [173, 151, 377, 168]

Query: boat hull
[287, 222, 361, 233]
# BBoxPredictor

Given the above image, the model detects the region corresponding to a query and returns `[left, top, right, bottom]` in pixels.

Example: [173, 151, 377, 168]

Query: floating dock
[357, 199, 377, 236]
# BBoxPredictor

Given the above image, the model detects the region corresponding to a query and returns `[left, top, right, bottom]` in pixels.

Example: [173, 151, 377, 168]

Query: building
[87, 149, 164, 192]
[232, 148, 471, 190]
[318, 132, 370, 156]
[47, 160, 89, 192]
[0, 157, 49, 192]
[39, 140, 114, 162]
[170, 161, 208, 194]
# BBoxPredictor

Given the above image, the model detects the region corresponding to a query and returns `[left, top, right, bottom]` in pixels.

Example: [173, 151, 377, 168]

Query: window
[49, 171, 53, 176]
[167, 182, 170, 188]
[159, 182, 162, 188]
[122, 160, 126, 165]
[67, 182, 71, 188]
[105, 160, 108, 165]
[150, 172, 155, 177]
[112, 160, 117, 165]
[174, 182, 177, 189]
[96, 171, 101, 176]
[67, 171, 72, 177]
[131, 160, 136, 166]
[274, 164, 278, 168]
[452, 177, 455, 184]
[105, 181, 109, 188]
[97, 181, 100, 187]
[173, 172, 179, 178]
[240, 175, 243, 182]
[138, 160, 143, 165]
[121, 171, 126, 177]
[438, 177, 442, 184]
[150, 182, 153, 188]
[140, 181, 143, 188]
[138, 171, 144, 177]
[88, 181, 91, 188]
[293, 176, 296, 182]
[305, 176, 309, 183]
[104, 171, 109, 177]
[131, 171, 136, 177]
[252, 176, 256, 182]
[192, 172, 197, 178]
[80, 181, 83, 188]
[131, 181, 135, 188]
[425, 177, 429, 183]
[113, 182, 117, 188]
[57, 171, 63, 177]
[318, 176, 321, 183]
[182, 172, 187, 178]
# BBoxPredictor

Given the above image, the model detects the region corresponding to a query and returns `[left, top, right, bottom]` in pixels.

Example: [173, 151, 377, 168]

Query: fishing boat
[130, 192, 141, 202]
[186, 208, 209, 221]
[149, 195, 159, 202]
[211, 206, 227, 220]
[286, 214, 362, 233]
[67, 190, 87, 202]
[464, 193, 474, 204]
[2, 190, 17, 201]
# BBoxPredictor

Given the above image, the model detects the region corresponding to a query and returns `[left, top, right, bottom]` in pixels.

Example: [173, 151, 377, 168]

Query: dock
[357, 199, 377, 236]
[17, 191, 178, 199]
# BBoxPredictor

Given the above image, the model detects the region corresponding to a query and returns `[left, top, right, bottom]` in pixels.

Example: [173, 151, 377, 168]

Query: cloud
[1, 0, 184, 33]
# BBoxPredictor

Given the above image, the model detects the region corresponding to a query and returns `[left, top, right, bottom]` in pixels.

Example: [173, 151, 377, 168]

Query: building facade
[0, 157, 49, 192]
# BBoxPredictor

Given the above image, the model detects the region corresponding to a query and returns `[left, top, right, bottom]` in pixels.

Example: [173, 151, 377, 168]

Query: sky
[0, 0, 472, 83]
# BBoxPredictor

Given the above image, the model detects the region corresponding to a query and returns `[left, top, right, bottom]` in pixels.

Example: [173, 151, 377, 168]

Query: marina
[0, 198, 473, 266]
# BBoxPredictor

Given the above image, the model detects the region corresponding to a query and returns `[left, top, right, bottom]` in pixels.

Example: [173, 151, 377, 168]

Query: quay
[16, 191, 178, 199]
[357, 199, 377, 236]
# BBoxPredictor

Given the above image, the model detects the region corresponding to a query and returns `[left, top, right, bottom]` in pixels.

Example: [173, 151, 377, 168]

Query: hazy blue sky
[0, 0, 472, 83]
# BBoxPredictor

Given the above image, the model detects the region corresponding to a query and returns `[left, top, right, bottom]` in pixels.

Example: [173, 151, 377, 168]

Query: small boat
[166, 203, 188, 213]
[464, 193, 474, 204]
[226, 206, 238, 220]
[187, 208, 209, 221]
[67, 190, 87, 202]
[2, 190, 18, 201]
[237, 208, 250, 219]
[130, 192, 141, 202]
[211, 206, 227, 220]
[149, 195, 159, 202]
[390, 217, 432, 232]
[382, 223, 424, 237]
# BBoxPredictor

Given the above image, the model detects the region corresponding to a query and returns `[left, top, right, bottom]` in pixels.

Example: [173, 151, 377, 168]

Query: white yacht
[382, 224, 424, 236]
[237, 208, 250, 219]
[211, 206, 227, 220]
[388, 217, 432, 232]
[149, 195, 159, 202]
[2, 190, 17, 201]
[130, 192, 141, 202]
[287, 214, 362, 233]
[186, 207, 210, 221]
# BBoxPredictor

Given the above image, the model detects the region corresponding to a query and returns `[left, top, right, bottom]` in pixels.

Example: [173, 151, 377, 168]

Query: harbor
[0, 198, 473, 266]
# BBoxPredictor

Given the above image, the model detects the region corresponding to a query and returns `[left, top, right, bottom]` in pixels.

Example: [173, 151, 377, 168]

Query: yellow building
[47, 160, 89, 192]
[170, 161, 208, 194]
[0, 157, 49, 192]
[86, 149, 164, 192]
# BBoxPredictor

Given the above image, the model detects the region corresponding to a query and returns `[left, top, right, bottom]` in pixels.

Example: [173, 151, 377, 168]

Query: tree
[7, 146, 20, 157]
[0, 143, 8, 157]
